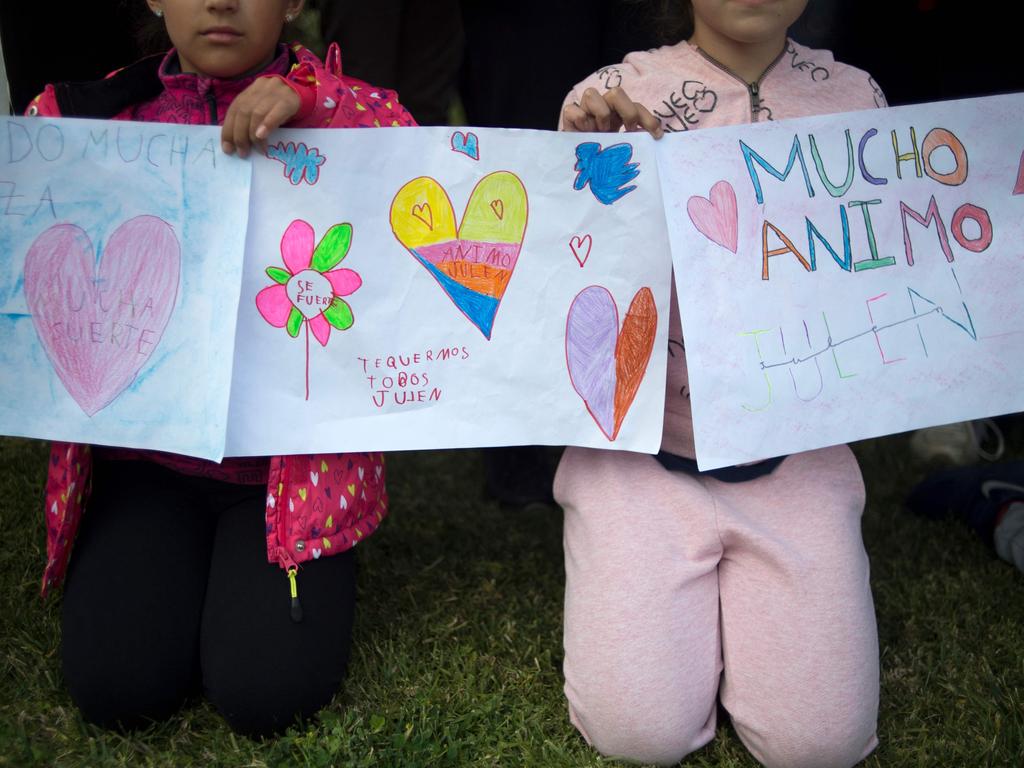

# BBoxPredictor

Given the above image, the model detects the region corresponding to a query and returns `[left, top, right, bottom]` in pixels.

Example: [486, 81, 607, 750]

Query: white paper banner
[0, 119, 672, 458]
[226, 126, 671, 455]
[658, 93, 1024, 469]
[0, 117, 251, 460]
[5, 96, 1022, 465]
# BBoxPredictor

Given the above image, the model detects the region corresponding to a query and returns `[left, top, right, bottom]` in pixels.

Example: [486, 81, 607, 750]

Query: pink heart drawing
[687, 180, 738, 253]
[23, 216, 181, 416]
[565, 285, 657, 441]
[569, 234, 592, 267]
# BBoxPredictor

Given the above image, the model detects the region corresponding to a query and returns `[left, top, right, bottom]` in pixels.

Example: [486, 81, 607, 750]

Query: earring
[153, 8, 163, 17]
[285, 13, 295, 22]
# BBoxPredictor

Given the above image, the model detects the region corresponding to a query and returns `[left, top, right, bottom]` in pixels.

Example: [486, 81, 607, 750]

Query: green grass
[1, 432, 1022, 767]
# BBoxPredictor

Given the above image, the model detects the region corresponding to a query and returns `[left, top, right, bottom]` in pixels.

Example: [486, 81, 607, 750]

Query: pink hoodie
[563, 39, 885, 458]
[30, 43, 415, 596]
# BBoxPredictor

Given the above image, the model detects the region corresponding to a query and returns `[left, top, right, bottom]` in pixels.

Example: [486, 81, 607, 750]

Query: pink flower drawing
[256, 219, 361, 399]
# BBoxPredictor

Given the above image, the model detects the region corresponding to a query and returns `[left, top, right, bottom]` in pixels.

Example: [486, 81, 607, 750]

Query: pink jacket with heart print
[31, 43, 416, 596]
[562, 38, 886, 459]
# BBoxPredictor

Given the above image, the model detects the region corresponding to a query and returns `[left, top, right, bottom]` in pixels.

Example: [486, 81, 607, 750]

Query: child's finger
[562, 103, 596, 132]
[247, 102, 271, 149]
[636, 105, 664, 139]
[605, 88, 643, 132]
[232, 105, 255, 157]
[255, 100, 296, 142]
[581, 88, 619, 132]
[221, 110, 238, 154]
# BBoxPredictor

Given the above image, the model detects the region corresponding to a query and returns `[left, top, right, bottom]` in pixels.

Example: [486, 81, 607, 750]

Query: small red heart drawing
[569, 234, 592, 267]
[411, 202, 433, 230]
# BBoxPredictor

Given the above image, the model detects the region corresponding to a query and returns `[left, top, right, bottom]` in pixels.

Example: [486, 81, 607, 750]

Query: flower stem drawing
[256, 219, 362, 400]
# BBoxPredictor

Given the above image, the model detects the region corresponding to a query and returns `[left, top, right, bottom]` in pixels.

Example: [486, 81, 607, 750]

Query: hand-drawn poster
[657, 93, 1024, 469]
[225, 125, 671, 455]
[0, 117, 251, 460]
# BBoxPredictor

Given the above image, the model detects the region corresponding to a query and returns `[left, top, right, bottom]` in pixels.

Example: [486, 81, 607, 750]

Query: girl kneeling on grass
[29, 0, 414, 736]
[556, 1, 885, 766]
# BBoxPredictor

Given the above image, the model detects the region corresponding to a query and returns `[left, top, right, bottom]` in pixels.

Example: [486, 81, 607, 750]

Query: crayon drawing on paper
[23, 215, 180, 416]
[390, 171, 528, 339]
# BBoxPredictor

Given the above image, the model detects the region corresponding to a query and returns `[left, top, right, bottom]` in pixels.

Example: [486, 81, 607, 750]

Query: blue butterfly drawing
[266, 141, 327, 185]
[573, 141, 640, 205]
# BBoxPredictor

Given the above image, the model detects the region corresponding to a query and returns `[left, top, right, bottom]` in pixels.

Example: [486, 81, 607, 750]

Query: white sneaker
[910, 419, 1005, 464]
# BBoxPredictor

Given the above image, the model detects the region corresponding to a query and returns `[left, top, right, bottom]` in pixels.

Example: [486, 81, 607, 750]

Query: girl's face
[146, 0, 304, 78]
[690, 0, 809, 46]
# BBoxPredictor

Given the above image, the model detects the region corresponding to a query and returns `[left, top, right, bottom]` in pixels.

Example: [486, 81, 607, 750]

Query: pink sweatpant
[555, 444, 879, 768]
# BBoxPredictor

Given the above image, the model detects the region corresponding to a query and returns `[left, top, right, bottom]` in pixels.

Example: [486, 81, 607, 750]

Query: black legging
[60, 458, 356, 736]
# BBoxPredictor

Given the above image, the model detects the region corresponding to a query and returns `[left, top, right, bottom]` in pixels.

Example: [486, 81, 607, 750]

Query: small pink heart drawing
[23, 216, 180, 416]
[687, 180, 738, 253]
[569, 234, 592, 267]
[565, 285, 657, 441]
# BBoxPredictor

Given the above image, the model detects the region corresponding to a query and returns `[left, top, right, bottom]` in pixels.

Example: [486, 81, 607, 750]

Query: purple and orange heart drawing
[565, 285, 657, 441]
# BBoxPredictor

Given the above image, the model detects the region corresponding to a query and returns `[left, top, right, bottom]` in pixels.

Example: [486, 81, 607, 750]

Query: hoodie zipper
[205, 88, 219, 125]
[273, 459, 303, 623]
[277, 545, 303, 623]
[693, 44, 787, 122]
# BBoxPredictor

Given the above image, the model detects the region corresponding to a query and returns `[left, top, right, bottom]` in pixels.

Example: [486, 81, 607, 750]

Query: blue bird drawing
[573, 141, 640, 205]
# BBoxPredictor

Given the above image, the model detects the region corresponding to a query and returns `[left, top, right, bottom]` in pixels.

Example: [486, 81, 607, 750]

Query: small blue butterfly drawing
[266, 141, 327, 185]
[450, 130, 480, 160]
[573, 141, 640, 205]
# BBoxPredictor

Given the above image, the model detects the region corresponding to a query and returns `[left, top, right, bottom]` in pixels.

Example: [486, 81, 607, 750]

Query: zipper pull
[205, 88, 219, 125]
[749, 82, 765, 121]
[287, 567, 303, 623]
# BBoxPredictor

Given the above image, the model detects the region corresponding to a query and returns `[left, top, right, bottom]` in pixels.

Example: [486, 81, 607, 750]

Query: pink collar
[156, 44, 292, 100]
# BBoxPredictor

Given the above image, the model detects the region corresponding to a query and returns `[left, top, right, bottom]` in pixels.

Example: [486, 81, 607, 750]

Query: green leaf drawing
[266, 266, 290, 284]
[286, 306, 303, 338]
[323, 298, 354, 330]
[311, 223, 353, 272]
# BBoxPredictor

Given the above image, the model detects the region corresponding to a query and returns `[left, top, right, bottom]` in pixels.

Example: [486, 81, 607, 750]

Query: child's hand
[221, 76, 301, 157]
[562, 87, 663, 138]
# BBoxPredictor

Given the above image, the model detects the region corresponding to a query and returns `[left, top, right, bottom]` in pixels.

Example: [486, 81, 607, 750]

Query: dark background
[2, 1, 1021, 120]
